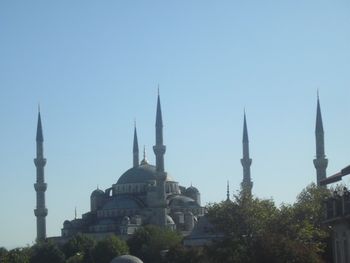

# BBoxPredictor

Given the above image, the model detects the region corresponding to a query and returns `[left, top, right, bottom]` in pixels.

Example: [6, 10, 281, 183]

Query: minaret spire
[154, 92, 165, 171]
[152, 91, 167, 227]
[34, 109, 48, 242]
[133, 122, 139, 167]
[313, 94, 328, 186]
[241, 111, 253, 195]
[226, 181, 230, 201]
[36, 110, 43, 142]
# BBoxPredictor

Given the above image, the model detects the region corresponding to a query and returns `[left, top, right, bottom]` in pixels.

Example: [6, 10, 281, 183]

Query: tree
[206, 185, 331, 263]
[1, 247, 30, 263]
[91, 235, 129, 263]
[165, 245, 210, 263]
[66, 253, 84, 263]
[0, 247, 8, 262]
[128, 225, 182, 263]
[62, 233, 96, 262]
[29, 242, 65, 263]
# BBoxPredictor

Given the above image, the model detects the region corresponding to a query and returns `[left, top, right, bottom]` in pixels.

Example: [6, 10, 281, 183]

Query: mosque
[34, 94, 212, 242]
[33, 93, 326, 243]
[60, 94, 206, 238]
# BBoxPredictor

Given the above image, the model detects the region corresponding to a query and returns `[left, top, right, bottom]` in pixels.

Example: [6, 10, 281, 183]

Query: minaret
[240, 112, 253, 194]
[34, 110, 48, 242]
[153, 91, 167, 227]
[313, 94, 328, 186]
[133, 123, 139, 167]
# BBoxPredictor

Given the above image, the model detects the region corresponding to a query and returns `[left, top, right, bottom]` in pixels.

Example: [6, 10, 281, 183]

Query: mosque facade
[34, 93, 325, 242]
[61, 94, 205, 238]
[35, 94, 206, 242]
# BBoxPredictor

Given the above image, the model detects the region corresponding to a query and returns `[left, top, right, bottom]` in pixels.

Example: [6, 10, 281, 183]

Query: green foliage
[29, 242, 65, 263]
[0, 247, 8, 262]
[66, 253, 84, 263]
[0, 184, 333, 263]
[206, 184, 331, 263]
[62, 233, 96, 262]
[0, 247, 30, 263]
[91, 235, 129, 263]
[165, 245, 209, 263]
[128, 225, 182, 263]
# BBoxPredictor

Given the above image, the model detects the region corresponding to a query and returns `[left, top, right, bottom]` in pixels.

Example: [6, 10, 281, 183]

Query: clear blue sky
[1, 1, 350, 249]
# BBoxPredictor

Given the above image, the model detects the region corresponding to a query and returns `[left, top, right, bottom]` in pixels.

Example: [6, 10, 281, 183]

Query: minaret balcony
[153, 145, 166, 155]
[34, 158, 47, 166]
[34, 208, 48, 217]
[34, 182, 47, 192]
[241, 158, 252, 166]
[313, 158, 328, 169]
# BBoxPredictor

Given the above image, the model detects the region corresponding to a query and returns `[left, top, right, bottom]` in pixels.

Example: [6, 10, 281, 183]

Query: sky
[0, 0, 350, 249]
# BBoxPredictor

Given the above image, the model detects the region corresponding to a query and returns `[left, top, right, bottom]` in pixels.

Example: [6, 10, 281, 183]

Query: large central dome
[117, 163, 173, 185]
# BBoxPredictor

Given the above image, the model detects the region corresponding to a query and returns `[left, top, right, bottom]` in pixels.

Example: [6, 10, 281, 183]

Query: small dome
[63, 220, 71, 228]
[110, 255, 143, 263]
[185, 186, 199, 194]
[91, 188, 104, 197]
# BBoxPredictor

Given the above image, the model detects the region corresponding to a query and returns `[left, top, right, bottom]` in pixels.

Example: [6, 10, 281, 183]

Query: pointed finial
[140, 145, 148, 165]
[36, 108, 44, 142]
[226, 181, 230, 201]
[134, 118, 136, 128]
[315, 91, 324, 133]
[157, 85, 160, 96]
[155, 90, 163, 128]
[243, 110, 248, 143]
[38, 103, 41, 113]
[75, 207, 77, 220]
[133, 124, 139, 167]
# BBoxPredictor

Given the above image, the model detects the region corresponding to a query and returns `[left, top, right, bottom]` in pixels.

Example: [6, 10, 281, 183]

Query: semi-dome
[110, 255, 143, 263]
[117, 163, 173, 185]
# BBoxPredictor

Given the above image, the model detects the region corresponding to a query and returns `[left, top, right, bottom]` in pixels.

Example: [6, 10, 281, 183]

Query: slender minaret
[241, 112, 253, 195]
[34, 110, 48, 242]
[133, 122, 139, 167]
[313, 94, 328, 186]
[153, 91, 167, 227]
